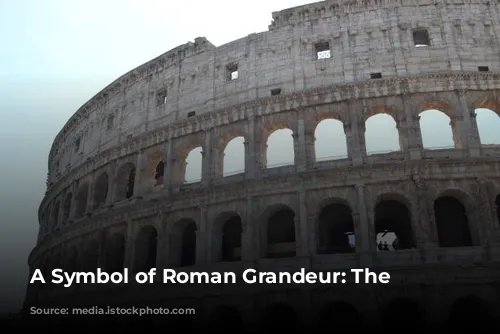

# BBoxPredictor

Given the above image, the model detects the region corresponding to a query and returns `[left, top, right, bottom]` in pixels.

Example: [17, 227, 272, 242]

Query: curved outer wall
[27, 0, 500, 330]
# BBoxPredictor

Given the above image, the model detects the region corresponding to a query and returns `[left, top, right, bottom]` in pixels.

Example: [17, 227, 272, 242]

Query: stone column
[106, 163, 116, 205]
[297, 190, 309, 257]
[86, 172, 96, 213]
[133, 150, 145, 197]
[294, 119, 307, 172]
[123, 220, 136, 276]
[355, 184, 372, 266]
[245, 117, 256, 179]
[241, 196, 256, 262]
[97, 229, 107, 269]
[156, 214, 169, 272]
[457, 90, 481, 156]
[201, 132, 213, 186]
[403, 93, 423, 160]
[163, 138, 173, 194]
[346, 108, 366, 165]
[476, 178, 495, 245]
[195, 206, 208, 265]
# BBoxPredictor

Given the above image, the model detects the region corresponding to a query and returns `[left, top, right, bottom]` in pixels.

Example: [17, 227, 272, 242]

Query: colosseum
[23, 0, 500, 332]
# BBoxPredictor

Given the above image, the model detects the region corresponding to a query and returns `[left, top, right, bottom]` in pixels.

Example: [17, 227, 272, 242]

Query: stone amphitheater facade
[24, 0, 500, 331]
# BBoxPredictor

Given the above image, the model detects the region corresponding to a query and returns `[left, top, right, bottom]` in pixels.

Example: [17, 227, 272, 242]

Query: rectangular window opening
[315, 42, 331, 59]
[370, 72, 382, 79]
[413, 29, 430, 47]
[227, 64, 238, 81]
[271, 88, 281, 96]
[187, 111, 196, 118]
[157, 89, 167, 106]
[478, 66, 489, 72]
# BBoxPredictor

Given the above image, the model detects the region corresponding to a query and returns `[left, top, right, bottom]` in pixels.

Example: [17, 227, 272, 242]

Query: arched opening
[223, 136, 245, 176]
[317, 202, 355, 254]
[51, 201, 60, 231]
[154, 161, 164, 186]
[261, 303, 299, 333]
[475, 108, 500, 145]
[93, 172, 109, 207]
[448, 296, 495, 331]
[133, 226, 158, 272]
[74, 184, 88, 218]
[314, 119, 348, 161]
[184, 147, 202, 183]
[374, 199, 415, 251]
[170, 220, 198, 267]
[265, 128, 294, 168]
[495, 194, 500, 226]
[220, 216, 243, 262]
[82, 240, 99, 272]
[115, 163, 136, 201]
[364, 113, 400, 155]
[318, 301, 362, 330]
[62, 193, 72, 223]
[207, 306, 243, 333]
[65, 246, 78, 273]
[419, 109, 455, 149]
[434, 196, 473, 247]
[265, 207, 296, 258]
[382, 298, 424, 330]
[105, 233, 126, 273]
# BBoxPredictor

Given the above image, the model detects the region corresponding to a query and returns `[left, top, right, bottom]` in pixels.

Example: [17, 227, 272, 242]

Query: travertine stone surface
[27, 0, 500, 328]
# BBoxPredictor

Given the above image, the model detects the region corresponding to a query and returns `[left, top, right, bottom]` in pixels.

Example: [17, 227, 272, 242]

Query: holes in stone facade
[223, 136, 245, 177]
[413, 29, 430, 47]
[375, 199, 415, 251]
[220, 215, 243, 262]
[317, 203, 355, 254]
[434, 196, 473, 247]
[115, 163, 136, 201]
[93, 172, 109, 207]
[365, 113, 400, 155]
[314, 119, 348, 161]
[226, 64, 238, 81]
[266, 207, 296, 258]
[187, 111, 196, 118]
[133, 226, 158, 272]
[475, 108, 500, 145]
[419, 109, 455, 149]
[154, 161, 164, 186]
[315, 41, 331, 59]
[265, 128, 294, 168]
[74, 137, 81, 152]
[157, 89, 167, 106]
[105, 233, 126, 273]
[184, 147, 202, 183]
[478, 66, 489, 72]
[370, 72, 382, 79]
[270, 88, 281, 96]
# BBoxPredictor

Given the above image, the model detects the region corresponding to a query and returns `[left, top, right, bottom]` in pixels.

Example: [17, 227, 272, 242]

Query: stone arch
[115, 163, 136, 201]
[222, 136, 245, 177]
[374, 194, 415, 251]
[474, 107, 500, 145]
[74, 183, 89, 218]
[448, 296, 495, 331]
[419, 100, 456, 149]
[133, 225, 158, 272]
[62, 192, 72, 222]
[184, 147, 203, 183]
[260, 204, 296, 258]
[364, 107, 401, 155]
[212, 212, 243, 262]
[381, 298, 425, 329]
[314, 118, 348, 161]
[263, 124, 295, 168]
[105, 232, 126, 273]
[170, 219, 197, 267]
[318, 301, 362, 330]
[82, 239, 99, 272]
[434, 191, 473, 247]
[260, 303, 299, 333]
[64, 246, 78, 273]
[93, 172, 109, 207]
[207, 305, 243, 333]
[317, 200, 355, 254]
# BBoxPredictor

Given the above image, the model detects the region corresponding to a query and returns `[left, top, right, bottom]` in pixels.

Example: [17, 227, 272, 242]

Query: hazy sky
[1, 0, 499, 314]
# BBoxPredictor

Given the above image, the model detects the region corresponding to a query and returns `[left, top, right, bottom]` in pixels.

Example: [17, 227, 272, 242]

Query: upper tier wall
[47, 0, 500, 186]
